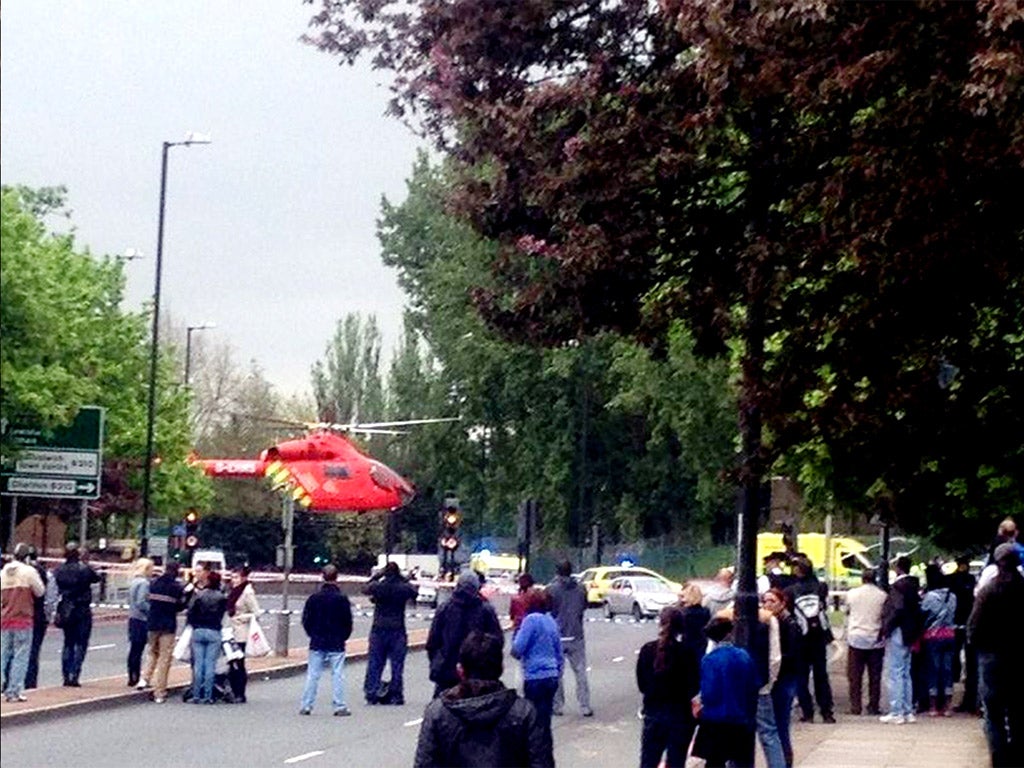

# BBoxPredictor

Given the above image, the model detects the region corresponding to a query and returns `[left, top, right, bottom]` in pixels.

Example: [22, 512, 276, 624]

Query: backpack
[793, 592, 825, 636]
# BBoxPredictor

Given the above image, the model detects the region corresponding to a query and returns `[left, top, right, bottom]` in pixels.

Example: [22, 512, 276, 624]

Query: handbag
[246, 616, 272, 657]
[172, 625, 194, 662]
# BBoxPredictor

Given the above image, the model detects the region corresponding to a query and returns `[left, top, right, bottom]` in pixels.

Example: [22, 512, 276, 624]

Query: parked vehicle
[756, 533, 872, 589]
[576, 566, 682, 606]
[603, 576, 677, 620]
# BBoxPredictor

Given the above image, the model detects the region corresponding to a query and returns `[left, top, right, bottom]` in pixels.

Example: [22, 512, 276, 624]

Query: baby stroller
[181, 671, 237, 704]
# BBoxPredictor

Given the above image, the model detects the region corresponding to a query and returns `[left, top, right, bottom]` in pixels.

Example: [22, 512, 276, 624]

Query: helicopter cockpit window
[325, 464, 351, 478]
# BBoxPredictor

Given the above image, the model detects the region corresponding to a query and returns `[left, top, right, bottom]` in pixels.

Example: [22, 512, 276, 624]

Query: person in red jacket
[1, 543, 46, 702]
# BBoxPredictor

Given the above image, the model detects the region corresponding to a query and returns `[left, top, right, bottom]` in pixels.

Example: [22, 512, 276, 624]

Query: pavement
[1, 619, 992, 768]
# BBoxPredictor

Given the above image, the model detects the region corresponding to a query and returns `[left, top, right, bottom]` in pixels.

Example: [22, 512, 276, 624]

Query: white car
[603, 576, 677, 620]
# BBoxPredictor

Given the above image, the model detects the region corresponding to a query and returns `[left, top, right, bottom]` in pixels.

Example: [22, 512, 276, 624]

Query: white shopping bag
[172, 625, 193, 662]
[221, 627, 245, 662]
[246, 616, 271, 657]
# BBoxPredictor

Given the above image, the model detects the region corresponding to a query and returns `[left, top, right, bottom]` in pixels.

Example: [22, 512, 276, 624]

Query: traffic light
[440, 496, 461, 552]
[184, 510, 200, 549]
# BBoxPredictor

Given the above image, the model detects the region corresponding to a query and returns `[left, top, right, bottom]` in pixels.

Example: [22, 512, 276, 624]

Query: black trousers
[24, 620, 47, 689]
[228, 641, 248, 701]
[695, 722, 755, 768]
[797, 639, 834, 718]
[847, 646, 884, 714]
[640, 712, 695, 768]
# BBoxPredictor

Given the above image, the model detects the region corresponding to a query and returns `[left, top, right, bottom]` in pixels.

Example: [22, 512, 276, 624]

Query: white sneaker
[136, 679, 148, 690]
[879, 713, 906, 724]
[904, 713, 917, 723]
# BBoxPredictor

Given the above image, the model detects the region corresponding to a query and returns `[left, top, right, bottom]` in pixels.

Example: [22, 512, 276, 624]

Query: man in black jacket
[142, 561, 185, 703]
[426, 571, 503, 697]
[300, 564, 353, 716]
[968, 543, 1024, 767]
[24, 547, 51, 690]
[53, 543, 100, 686]
[784, 556, 835, 723]
[415, 631, 547, 768]
[363, 561, 418, 705]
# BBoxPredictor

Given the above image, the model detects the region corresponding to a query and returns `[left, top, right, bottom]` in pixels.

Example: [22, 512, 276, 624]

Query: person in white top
[844, 568, 888, 715]
[976, 518, 1024, 594]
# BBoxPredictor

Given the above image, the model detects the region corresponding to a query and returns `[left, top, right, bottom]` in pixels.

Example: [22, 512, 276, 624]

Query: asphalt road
[3, 608, 657, 768]
[29, 595, 444, 688]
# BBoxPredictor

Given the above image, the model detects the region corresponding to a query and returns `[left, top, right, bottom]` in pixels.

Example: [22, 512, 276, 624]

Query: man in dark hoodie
[300, 564, 354, 716]
[53, 542, 100, 687]
[426, 571, 503, 698]
[415, 631, 548, 768]
[548, 560, 593, 717]
[968, 542, 1024, 767]
[363, 561, 418, 705]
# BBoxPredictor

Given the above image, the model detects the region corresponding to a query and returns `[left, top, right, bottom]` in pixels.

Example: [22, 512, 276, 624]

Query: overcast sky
[1, 1, 422, 398]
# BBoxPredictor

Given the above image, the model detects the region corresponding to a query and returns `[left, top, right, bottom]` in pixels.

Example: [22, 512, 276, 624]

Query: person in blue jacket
[693, 617, 759, 768]
[511, 587, 563, 766]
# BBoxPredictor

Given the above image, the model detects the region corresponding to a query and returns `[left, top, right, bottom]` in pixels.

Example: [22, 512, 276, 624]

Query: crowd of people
[0, 544, 264, 706]
[2, 519, 1022, 767]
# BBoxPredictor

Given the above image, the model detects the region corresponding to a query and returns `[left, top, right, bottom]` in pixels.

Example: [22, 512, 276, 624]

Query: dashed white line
[88, 643, 116, 651]
[404, 717, 424, 727]
[612, 656, 625, 663]
[284, 751, 324, 764]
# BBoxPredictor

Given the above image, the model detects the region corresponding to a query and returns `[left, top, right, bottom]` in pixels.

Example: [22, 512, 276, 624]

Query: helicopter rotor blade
[339, 417, 462, 431]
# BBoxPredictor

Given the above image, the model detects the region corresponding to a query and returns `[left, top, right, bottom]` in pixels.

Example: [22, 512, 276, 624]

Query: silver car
[604, 576, 677, 620]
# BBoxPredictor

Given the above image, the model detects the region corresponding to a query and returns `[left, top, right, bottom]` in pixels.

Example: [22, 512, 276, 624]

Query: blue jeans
[886, 628, 913, 716]
[301, 650, 346, 712]
[190, 627, 221, 703]
[757, 691, 787, 768]
[61, 613, 92, 684]
[925, 638, 955, 701]
[2, 628, 33, 698]
[772, 676, 799, 768]
[363, 628, 407, 700]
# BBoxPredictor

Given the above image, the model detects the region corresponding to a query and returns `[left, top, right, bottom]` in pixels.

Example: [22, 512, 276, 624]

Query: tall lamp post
[184, 322, 216, 386]
[141, 132, 211, 556]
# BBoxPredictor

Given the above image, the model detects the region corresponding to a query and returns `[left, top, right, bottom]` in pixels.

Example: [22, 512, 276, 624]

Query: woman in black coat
[636, 606, 702, 768]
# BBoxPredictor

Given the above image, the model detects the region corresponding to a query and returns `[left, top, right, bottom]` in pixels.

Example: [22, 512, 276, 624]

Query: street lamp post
[184, 322, 216, 386]
[140, 133, 211, 557]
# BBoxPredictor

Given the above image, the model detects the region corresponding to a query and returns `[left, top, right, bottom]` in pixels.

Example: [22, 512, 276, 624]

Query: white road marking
[88, 643, 116, 651]
[611, 656, 625, 663]
[404, 717, 424, 727]
[284, 751, 324, 764]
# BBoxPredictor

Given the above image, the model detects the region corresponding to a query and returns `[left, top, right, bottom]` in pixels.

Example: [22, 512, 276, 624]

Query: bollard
[275, 611, 290, 657]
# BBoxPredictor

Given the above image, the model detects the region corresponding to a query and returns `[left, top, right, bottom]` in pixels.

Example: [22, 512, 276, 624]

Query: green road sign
[1, 406, 104, 499]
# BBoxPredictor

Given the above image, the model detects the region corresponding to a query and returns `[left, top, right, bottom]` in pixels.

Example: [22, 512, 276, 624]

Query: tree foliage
[308, 0, 1024, 548]
[1, 186, 210, 534]
[373, 158, 740, 548]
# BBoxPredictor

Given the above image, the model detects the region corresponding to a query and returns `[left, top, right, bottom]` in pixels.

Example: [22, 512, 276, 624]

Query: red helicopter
[192, 418, 458, 512]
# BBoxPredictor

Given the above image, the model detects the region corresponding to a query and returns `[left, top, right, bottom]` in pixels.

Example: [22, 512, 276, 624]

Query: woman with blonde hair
[678, 582, 710, 664]
[127, 557, 154, 687]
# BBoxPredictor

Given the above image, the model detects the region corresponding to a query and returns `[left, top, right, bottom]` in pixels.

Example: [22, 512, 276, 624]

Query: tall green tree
[1, 186, 210, 532]
[311, 313, 386, 423]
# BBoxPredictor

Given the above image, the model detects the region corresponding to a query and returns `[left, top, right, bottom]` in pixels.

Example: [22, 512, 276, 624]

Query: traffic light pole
[275, 494, 294, 657]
